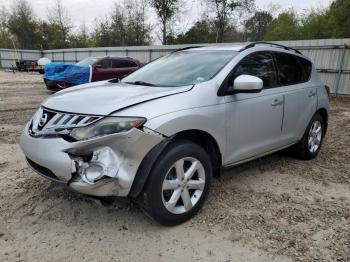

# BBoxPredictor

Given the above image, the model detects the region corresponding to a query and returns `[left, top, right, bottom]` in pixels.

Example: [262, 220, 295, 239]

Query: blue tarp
[44, 63, 91, 85]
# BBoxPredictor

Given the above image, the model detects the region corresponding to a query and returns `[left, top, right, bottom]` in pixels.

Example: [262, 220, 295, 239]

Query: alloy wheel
[308, 120, 322, 153]
[161, 157, 206, 214]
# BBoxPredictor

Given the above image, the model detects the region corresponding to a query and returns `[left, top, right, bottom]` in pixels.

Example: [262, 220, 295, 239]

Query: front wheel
[293, 113, 325, 159]
[142, 140, 212, 226]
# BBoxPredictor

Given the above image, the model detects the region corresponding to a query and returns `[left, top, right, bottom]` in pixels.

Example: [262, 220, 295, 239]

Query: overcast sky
[1, 0, 333, 32]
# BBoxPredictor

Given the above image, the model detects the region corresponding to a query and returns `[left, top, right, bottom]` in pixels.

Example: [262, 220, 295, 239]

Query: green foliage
[207, 0, 254, 43]
[244, 11, 272, 41]
[69, 24, 93, 48]
[263, 11, 301, 41]
[168, 20, 217, 44]
[91, 1, 152, 47]
[262, 0, 350, 41]
[299, 11, 330, 39]
[7, 0, 42, 49]
[0, 7, 13, 48]
[168, 18, 244, 44]
[326, 0, 350, 38]
[1, 0, 350, 49]
[46, 0, 72, 49]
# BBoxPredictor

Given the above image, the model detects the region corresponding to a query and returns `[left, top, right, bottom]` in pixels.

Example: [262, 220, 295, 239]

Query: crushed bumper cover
[20, 123, 164, 196]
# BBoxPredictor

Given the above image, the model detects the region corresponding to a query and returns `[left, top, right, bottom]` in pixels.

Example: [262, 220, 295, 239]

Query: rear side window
[298, 57, 312, 82]
[274, 52, 311, 85]
[112, 60, 138, 68]
[230, 52, 277, 88]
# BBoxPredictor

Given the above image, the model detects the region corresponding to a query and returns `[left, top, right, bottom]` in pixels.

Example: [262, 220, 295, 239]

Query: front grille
[30, 107, 102, 137]
[26, 157, 65, 184]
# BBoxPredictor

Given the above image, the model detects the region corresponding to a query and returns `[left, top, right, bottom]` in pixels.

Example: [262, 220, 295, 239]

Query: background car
[44, 56, 141, 91]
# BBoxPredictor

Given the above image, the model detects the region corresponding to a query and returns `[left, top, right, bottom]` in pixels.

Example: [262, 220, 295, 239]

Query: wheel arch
[128, 129, 222, 198]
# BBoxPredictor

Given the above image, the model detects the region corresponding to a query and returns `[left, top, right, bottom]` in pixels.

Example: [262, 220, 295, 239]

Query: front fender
[144, 104, 227, 160]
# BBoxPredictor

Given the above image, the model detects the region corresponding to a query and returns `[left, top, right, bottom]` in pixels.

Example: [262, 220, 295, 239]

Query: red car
[44, 56, 141, 91]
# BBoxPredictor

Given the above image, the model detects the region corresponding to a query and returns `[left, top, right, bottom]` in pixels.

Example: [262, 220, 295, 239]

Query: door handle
[308, 91, 316, 97]
[271, 99, 283, 106]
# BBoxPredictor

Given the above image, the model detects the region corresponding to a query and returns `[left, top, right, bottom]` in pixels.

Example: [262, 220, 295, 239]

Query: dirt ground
[0, 71, 349, 262]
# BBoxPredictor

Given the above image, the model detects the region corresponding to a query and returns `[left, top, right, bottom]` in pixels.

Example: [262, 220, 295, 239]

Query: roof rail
[172, 46, 204, 52]
[241, 41, 302, 55]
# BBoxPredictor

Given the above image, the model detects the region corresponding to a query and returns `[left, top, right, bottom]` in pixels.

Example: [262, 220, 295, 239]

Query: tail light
[324, 85, 330, 98]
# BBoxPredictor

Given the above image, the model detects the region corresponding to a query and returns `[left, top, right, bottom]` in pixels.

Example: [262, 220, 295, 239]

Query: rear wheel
[293, 113, 325, 159]
[142, 140, 212, 226]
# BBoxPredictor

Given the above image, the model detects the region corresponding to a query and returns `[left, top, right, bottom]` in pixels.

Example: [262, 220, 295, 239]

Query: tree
[264, 11, 301, 41]
[47, 0, 72, 48]
[7, 0, 41, 49]
[168, 19, 217, 44]
[149, 0, 179, 45]
[326, 0, 350, 38]
[69, 22, 93, 48]
[124, 0, 152, 45]
[0, 7, 13, 48]
[38, 21, 63, 49]
[91, 18, 113, 47]
[244, 11, 273, 41]
[206, 0, 254, 43]
[299, 10, 330, 39]
[91, 0, 152, 47]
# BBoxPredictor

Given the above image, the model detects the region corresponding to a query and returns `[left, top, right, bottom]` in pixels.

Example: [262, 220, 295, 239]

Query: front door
[224, 52, 284, 165]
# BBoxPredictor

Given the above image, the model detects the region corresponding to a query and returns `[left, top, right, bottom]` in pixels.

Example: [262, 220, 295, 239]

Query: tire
[142, 139, 212, 226]
[293, 113, 325, 160]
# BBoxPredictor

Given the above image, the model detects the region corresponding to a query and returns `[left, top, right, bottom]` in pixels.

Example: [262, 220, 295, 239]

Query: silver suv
[20, 42, 329, 225]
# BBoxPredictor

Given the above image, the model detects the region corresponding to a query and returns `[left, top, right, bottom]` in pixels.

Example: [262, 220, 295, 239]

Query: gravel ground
[0, 71, 349, 262]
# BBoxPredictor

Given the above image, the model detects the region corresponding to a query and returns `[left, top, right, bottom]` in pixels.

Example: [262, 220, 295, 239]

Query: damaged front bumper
[20, 123, 164, 196]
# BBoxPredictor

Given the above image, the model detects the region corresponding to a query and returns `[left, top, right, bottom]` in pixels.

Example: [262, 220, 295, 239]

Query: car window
[98, 59, 112, 69]
[112, 60, 138, 68]
[274, 52, 304, 85]
[298, 56, 312, 82]
[230, 52, 277, 88]
[76, 57, 98, 67]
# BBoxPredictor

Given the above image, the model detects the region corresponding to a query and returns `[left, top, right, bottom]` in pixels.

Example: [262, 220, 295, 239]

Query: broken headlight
[69, 116, 146, 141]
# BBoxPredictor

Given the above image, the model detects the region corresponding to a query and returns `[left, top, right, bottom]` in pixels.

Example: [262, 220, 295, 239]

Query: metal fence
[1, 38, 350, 95]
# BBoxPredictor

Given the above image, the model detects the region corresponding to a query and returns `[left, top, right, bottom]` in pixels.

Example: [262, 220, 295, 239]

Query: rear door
[273, 52, 317, 143]
[224, 52, 284, 165]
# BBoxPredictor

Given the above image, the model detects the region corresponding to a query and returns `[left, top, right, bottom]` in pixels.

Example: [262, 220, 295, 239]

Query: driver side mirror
[94, 64, 103, 70]
[228, 75, 263, 94]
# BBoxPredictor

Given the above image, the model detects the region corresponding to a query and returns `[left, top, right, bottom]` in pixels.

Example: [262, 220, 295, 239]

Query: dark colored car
[16, 60, 38, 71]
[44, 56, 141, 91]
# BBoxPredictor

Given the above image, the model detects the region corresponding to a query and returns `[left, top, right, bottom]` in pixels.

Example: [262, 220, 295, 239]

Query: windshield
[76, 57, 98, 67]
[122, 50, 237, 87]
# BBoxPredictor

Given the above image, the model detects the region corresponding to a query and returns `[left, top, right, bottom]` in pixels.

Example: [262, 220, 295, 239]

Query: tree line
[0, 0, 349, 50]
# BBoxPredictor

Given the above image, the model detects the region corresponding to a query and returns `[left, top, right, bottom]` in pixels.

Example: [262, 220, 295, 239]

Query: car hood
[42, 81, 193, 115]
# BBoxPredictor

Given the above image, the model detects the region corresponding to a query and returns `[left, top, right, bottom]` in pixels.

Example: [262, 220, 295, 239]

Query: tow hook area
[72, 147, 121, 184]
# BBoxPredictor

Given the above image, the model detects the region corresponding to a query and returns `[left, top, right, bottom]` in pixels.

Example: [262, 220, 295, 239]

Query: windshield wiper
[125, 81, 158, 87]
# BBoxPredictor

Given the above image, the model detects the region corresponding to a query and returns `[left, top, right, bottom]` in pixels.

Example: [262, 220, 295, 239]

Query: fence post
[149, 49, 152, 63]
[125, 49, 128, 57]
[62, 51, 65, 63]
[0, 51, 2, 68]
[75, 50, 78, 63]
[335, 44, 347, 96]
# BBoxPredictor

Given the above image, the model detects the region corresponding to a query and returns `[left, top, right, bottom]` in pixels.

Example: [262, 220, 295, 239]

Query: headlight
[69, 116, 146, 141]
